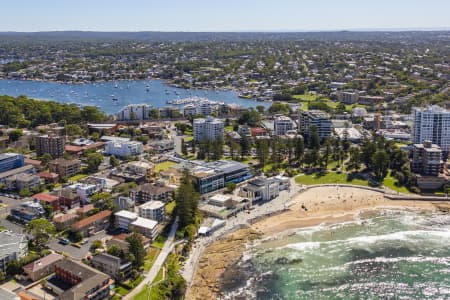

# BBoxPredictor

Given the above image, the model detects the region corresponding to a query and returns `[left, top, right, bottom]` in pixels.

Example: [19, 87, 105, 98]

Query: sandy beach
[186, 186, 443, 300]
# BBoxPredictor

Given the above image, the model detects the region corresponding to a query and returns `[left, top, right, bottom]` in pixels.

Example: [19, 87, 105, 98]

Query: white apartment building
[138, 201, 165, 222]
[116, 104, 151, 121]
[193, 117, 224, 142]
[105, 141, 144, 158]
[114, 210, 138, 231]
[413, 106, 450, 152]
[274, 115, 294, 136]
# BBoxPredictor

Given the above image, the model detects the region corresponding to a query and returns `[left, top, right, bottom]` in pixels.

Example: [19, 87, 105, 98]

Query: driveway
[48, 231, 108, 260]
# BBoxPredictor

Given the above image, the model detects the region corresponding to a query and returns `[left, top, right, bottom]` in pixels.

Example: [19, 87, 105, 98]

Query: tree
[40, 153, 53, 165]
[81, 106, 105, 123]
[226, 182, 237, 193]
[174, 169, 200, 228]
[308, 126, 320, 150]
[86, 152, 103, 173]
[268, 102, 291, 115]
[347, 147, 362, 172]
[68, 230, 83, 243]
[294, 137, 304, 163]
[65, 124, 83, 136]
[256, 105, 265, 114]
[255, 139, 270, 167]
[26, 218, 55, 247]
[91, 240, 103, 250]
[0, 270, 5, 281]
[372, 150, 389, 180]
[212, 137, 223, 160]
[8, 129, 23, 142]
[6, 260, 22, 276]
[240, 135, 251, 159]
[109, 155, 119, 168]
[126, 232, 145, 269]
[107, 244, 124, 258]
[149, 108, 160, 120]
[238, 108, 261, 127]
[322, 139, 332, 169]
[181, 139, 188, 156]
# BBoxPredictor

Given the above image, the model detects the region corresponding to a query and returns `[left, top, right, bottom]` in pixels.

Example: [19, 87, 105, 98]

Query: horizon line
[1, 27, 449, 33]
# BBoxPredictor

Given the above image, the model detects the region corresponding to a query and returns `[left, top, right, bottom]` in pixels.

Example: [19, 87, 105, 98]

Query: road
[181, 178, 302, 284]
[124, 217, 179, 300]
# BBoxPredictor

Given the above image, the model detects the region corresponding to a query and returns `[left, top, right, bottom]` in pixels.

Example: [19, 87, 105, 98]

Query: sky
[1, 0, 449, 32]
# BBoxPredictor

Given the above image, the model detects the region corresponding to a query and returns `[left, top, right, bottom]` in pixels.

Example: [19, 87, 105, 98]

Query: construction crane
[376, 99, 383, 130]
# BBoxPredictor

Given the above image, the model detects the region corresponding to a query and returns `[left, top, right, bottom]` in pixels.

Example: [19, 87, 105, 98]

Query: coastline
[186, 186, 443, 300]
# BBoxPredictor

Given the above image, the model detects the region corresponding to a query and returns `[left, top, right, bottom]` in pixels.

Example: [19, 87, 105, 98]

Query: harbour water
[224, 209, 450, 299]
[0, 79, 269, 115]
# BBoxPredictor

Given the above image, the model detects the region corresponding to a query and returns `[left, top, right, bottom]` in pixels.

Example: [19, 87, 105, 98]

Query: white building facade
[116, 104, 151, 121]
[413, 106, 450, 152]
[274, 115, 294, 136]
[105, 141, 144, 158]
[193, 117, 224, 142]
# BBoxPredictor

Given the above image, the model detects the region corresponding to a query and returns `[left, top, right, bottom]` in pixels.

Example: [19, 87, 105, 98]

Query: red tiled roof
[53, 213, 78, 223]
[18, 291, 39, 300]
[77, 204, 94, 213]
[37, 171, 59, 179]
[65, 145, 83, 152]
[33, 193, 59, 203]
[72, 210, 111, 230]
[24, 158, 42, 166]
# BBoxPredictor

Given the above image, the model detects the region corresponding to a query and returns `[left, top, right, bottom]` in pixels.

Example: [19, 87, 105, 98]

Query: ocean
[0, 79, 269, 115]
[223, 209, 450, 299]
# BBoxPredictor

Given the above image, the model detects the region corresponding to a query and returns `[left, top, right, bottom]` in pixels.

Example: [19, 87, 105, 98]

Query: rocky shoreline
[186, 186, 442, 299]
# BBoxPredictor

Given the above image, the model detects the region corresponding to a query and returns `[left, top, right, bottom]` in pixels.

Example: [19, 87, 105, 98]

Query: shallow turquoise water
[225, 210, 450, 299]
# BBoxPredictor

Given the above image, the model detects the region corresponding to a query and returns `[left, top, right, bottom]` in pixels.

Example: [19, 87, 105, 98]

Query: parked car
[59, 238, 70, 245]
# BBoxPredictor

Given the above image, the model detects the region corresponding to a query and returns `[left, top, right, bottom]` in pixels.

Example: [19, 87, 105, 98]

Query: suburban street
[124, 217, 179, 300]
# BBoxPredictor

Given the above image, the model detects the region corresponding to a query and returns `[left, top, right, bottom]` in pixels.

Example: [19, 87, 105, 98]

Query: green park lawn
[155, 161, 176, 173]
[295, 172, 369, 186]
[69, 173, 88, 182]
[382, 172, 412, 194]
[143, 247, 161, 272]
[152, 235, 168, 249]
[292, 94, 317, 101]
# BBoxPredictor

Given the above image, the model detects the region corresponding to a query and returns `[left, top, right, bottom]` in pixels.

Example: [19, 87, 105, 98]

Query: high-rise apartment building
[193, 117, 224, 142]
[413, 105, 450, 153]
[35, 135, 65, 158]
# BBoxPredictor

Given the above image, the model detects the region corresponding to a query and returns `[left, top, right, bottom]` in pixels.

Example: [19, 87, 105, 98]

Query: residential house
[23, 253, 63, 281]
[91, 253, 132, 280]
[53, 214, 78, 231]
[130, 183, 174, 204]
[46, 258, 112, 300]
[0, 232, 28, 272]
[71, 210, 112, 236]
[138, 201, 165, 222]
[48, 159, 81, 178]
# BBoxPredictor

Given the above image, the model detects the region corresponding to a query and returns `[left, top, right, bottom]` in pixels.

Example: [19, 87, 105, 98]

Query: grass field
[295, 172, 369, 186]
[143, 247, 160, 272]
[69, 174, 88, 182]
[152, 235, 168, 249]
[155, 161, 176, 173]
[382, 172, 412, 194]
[292, 94, 317, 101]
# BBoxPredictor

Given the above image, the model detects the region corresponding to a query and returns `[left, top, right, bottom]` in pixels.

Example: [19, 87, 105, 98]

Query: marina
[0, 79, 270, 115]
